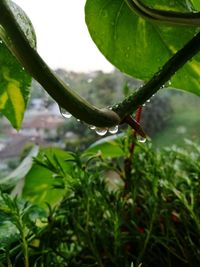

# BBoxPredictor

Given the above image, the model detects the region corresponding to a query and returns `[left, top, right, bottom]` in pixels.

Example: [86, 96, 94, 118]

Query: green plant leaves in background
[0, 1, 36, 129]
[85, 0, 200, 96]
[22, 148, 74, 207]
[0, 146, 39, 189]
[86, 134, 126, 158]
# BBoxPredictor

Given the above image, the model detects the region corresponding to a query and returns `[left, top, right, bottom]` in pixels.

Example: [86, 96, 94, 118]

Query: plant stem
[1, 0, 200, 127]
[124, 106, 143, 191]
[0, 0, 120, 128]
[113, 30, 200, 118]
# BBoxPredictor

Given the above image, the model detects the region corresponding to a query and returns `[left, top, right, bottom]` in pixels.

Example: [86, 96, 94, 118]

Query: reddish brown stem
[124, 106, 143, 192]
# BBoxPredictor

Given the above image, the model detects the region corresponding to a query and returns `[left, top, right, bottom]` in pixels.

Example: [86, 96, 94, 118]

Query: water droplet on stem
[137, 135, 146, 143]
[95, 128, 107, 136]
[89, 125, 96, 130]
[108, 125, 118, 134]
[60, 107, 72, 119]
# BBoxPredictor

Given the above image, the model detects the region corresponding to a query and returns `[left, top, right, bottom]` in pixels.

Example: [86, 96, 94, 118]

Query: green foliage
[0, 192, 46, 267]
[1, 1, 200, 266]
[0, 146, 39, 190]
[86, 133, 127, 158]
[22, 147, 75, 207]
[0, 140, 200, 266]
[85, 0, 200, 96]
[0, 1, 36, 129]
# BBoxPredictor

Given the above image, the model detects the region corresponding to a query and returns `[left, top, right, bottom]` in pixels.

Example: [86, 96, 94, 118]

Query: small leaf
[0, 1, 36, 129]
[86, 134, 125, 158]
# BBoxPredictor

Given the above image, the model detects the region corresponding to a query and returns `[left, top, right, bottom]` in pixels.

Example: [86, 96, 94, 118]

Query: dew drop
[143, 103, 146, 107]
[60, 107, 72, 119]
[147, 99, 151, 103]
[95, 128, 107, 136]
[166, 80, 172, 86]
[89, 125, 96, 130]
[77, 119, 80, 122]
[108, 125, 118, 134]
[137, 135, 146, 143]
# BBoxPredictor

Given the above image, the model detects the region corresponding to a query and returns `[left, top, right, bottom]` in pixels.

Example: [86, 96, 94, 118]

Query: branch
[112, 30, 200, 118]
[0, 0, 120, 128]
[1, 0, 200, 130]
[125, 0, 200, 26]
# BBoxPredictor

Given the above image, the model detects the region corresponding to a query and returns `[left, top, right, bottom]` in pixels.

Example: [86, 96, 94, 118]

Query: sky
[14, 0, 114, 72]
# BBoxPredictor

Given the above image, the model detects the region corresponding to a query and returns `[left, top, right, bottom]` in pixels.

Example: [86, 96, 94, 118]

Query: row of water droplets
[59, 106, 119, 136]
[59, 80, 173, 139]
[142, 80, 172, 107]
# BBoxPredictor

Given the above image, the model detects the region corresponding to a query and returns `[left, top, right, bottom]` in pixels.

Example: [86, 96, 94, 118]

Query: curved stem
[125, 0, 200, 26]
[0, 0, 120, 128]
[1, 0, 200, 129]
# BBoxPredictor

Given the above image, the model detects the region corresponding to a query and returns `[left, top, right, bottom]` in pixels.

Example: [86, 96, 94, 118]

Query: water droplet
[147, 99, 151, 103]
[137, 135, 146, 143]
[60, 107, 72, 119]
[77, 119, 80, 122]
[89, 125, 96, 130]
[143, 103, 146, 107]
[108, 125, 118, 134]
[166, 80, 172, 87]
[95, 128, 107, 136]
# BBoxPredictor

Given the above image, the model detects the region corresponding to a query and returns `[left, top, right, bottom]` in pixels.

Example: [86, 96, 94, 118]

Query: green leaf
[0, 146, 39, 188]
[0, 1, 36, 129]
[22, 148, 74, 207]
[190, 0, 200, 10]
[86, 134, 126, 158]
[85, 0, 200, 96]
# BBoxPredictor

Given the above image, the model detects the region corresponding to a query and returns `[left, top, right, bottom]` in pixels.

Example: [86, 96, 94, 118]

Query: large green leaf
[85, 0, 200, 96]
[0, 146, 39, 189]
[0, 1, 36, 129]
[22, 148, 74, 207]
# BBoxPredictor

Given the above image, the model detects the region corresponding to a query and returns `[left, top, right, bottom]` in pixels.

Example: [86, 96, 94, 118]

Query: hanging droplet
[166, 80, 172, 86]
[147, 99, 151, 103]
[137, 135, 146, 143]
[95, 128, 107, 136]
[108, 125, 118, 134]
[77, 119, 80, 122]
[60, 107, 72, 119]
[143, 103, 146, 107]
[89, 125, 96, 130]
